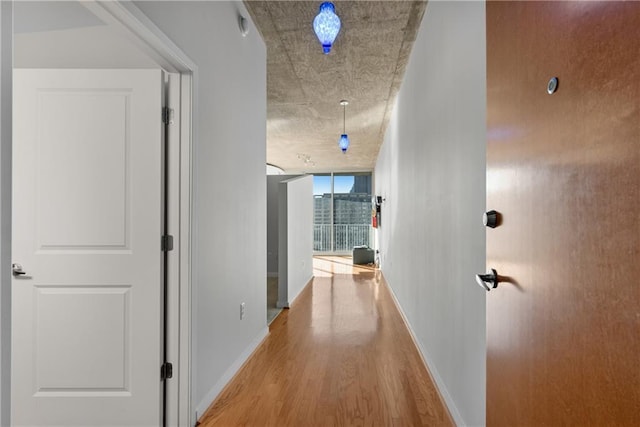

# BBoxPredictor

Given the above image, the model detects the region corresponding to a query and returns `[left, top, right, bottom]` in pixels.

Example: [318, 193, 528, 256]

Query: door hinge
[161, 235, 174, 252]
[162, 107, 174, 125]
[161, 362, 173, 380]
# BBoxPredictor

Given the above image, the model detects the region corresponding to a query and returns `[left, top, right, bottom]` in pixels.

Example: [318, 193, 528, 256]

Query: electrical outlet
[240, 302, 245, 320]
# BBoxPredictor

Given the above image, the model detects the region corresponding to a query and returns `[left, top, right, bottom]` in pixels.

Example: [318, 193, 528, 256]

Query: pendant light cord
[343, 104, 346, 134]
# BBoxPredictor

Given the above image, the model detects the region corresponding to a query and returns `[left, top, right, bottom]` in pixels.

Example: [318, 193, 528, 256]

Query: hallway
[199, 257, 453, 426]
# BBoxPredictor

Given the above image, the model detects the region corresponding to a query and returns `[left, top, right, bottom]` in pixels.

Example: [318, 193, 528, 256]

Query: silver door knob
[12, 263, 26, 276]
[475, 268, 499, 291]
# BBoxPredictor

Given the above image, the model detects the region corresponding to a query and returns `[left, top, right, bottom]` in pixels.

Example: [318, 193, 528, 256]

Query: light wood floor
[198, 256, 453, 426]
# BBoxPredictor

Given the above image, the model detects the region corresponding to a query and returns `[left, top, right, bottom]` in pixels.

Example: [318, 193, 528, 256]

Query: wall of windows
[313, 173, 372, 253]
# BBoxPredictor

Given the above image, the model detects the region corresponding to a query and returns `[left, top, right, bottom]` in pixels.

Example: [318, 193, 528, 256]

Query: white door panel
[36, 91, 128, 249]
[12, 69, 163, 426]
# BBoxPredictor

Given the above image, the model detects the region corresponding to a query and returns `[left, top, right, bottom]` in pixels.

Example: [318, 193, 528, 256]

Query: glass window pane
[313, 173, 372, 253]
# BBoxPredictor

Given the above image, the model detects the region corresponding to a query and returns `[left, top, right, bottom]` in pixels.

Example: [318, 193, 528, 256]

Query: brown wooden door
[486, 2, 640, 425]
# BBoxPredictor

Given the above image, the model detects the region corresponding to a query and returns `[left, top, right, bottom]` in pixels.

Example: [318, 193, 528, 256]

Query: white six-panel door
[12, 69, 164, 426]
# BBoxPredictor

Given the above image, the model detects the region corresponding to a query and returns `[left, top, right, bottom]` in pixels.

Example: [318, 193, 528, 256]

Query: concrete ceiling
[245, 1, 427, 173]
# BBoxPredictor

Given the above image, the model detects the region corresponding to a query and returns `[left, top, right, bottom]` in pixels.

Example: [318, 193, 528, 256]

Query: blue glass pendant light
[313, 2, 341, 54]
[339, 134, 350, 153]
[339, 100, 350, 153]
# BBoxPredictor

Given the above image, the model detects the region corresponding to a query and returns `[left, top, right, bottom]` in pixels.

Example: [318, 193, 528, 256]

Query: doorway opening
[8, 1, 195, 425]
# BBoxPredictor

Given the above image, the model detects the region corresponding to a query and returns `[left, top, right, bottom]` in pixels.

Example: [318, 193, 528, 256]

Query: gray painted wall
[0, 3, 12, 425]
[267, 175, 300, 276]
[12, 1, 158, 69]
[374, 2, 486, 425]
[277, 175, 313, 307]
[134, 1, 267, 419]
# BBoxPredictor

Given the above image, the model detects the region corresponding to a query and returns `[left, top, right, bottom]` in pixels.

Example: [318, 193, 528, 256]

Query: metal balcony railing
[313, 224, 370, 252]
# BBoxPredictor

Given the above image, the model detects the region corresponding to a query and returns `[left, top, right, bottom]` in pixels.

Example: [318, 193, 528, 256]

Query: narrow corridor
[199, 256, 453, 426]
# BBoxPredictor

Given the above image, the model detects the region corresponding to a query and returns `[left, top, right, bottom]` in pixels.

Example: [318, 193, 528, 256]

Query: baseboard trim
[276, 274, 313, 309]
[288, 275, 313, 307]
[381, 272, 464, 427]
[195, 326, 269, 419]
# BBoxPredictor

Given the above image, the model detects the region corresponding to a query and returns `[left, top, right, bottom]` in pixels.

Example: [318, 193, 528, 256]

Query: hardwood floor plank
[198, 256, 453, 426]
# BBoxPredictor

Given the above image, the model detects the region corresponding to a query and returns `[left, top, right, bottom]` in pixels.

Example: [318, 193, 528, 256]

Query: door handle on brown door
[12, 263, 26, 276]
[476, 269, 499, 291]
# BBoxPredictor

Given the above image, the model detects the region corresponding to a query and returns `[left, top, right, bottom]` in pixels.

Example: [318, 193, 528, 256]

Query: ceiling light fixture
[297, 153, 316, 167]
[239, 15, 250, 37]
[339, 100, 350, 153]
[313, 2, 341, 54]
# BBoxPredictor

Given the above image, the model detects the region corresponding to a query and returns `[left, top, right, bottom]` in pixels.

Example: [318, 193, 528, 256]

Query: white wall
[0, 3, 12, 425]
[277, 175, 313, 307]
[134, 1, 267, 419]
[267, 175, 300, 276]
[12, 0, 158, 69]
[374, 2, 486, 425]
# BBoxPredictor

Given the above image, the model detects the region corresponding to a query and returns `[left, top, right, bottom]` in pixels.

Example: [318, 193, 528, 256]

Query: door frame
[0, 2, 12, 426]
[2, 1, 197, 426]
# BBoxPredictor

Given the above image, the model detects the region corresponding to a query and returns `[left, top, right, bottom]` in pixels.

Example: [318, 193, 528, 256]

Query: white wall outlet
[240, 302, 245, 320]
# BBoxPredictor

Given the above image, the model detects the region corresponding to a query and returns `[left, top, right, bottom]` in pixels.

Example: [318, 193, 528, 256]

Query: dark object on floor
[353, 246, 375, 264]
